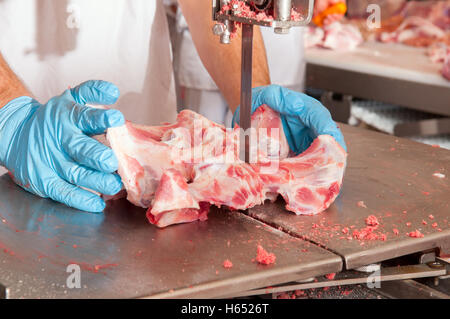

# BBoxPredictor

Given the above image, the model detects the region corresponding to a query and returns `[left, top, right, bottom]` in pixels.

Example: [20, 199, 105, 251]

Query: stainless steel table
[248, 125, 450, 269]
[0, 174, 341, 299]
[305, 42, 450, 135]
[0, 124, 448, 298]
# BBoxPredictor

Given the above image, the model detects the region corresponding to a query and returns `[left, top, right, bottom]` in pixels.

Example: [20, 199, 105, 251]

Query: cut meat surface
[375, 0, 450, 47]
[428, 42, 450, 63]
[305, 26, 325, 48]
[106, 105, 347, 228]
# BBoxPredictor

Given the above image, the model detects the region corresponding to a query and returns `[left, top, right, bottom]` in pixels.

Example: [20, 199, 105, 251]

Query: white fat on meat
[305, 22, 363, 51]
[305, 26, 325, 48]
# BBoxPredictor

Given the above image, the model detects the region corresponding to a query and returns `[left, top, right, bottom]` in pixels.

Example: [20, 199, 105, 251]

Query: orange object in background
[313, 2, 347, 27]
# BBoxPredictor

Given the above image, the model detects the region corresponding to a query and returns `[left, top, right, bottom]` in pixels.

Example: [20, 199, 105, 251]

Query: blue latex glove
[232, 85, 347, 154]
[0, 80, 125, 212]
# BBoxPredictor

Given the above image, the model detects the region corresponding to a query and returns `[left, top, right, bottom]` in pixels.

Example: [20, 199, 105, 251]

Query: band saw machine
[212, 0, 314, 162]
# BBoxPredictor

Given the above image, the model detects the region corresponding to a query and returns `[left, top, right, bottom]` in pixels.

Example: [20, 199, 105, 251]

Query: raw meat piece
[379, 16, 446, 46]
[305, 26, 325, 48]
[219, 0, 303, 22]
[106, 105, 347, 228]
[399, 0, 450, 31]
[427, 43, 450, 81]
[357, 201, 367, 208]
[377, 0, 450, 47]
[428, 42, 450, 63]
[363, 1, 450, 48]
[305, 22, 363, 51]
[443, 54, 450, 80]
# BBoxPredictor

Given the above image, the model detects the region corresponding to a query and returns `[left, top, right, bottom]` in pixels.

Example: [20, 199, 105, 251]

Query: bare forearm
[178, 0, 271, 112]
[0, 53, 31, 108]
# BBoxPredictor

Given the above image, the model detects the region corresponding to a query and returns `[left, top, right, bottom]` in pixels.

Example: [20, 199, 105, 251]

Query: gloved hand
[232, 85, 347, 154]
[0, 80, 125, 212]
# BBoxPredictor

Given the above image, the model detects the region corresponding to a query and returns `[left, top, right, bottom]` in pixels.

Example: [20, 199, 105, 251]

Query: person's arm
[0, 53, 31, 108]
[177, 0, 271, 112]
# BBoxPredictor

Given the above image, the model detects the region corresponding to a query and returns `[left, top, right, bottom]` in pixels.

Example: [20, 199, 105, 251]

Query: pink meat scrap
[305, 22, 363, 51]
[443, 53, 450, 80]
[427, 43, 450, 81]
[107, 105, 347, 228]
[379, 16, 446, 45]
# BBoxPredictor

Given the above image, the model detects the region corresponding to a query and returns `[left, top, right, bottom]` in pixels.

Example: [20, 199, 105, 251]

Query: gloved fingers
[60, 163, 122, 196]
[252, 85, 306, 116]
[233, 85, 285, 127]
[282, 116, 315, 154]
[45, 176, 106, 212]
[72, 103, 125, 135]
[64, 133, 119, 173]
[295, 94, 347, 151]
[70, 80, 120, 106]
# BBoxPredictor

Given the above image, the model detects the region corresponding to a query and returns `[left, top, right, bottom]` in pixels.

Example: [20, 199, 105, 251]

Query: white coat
[0, 0, 177, 125]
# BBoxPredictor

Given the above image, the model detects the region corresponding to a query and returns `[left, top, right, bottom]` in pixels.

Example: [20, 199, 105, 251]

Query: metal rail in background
[306, 63, 450, 130]
[306, 64, 450, 117]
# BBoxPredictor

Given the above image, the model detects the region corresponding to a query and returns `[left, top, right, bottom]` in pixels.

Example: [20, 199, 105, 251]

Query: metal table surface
[248, 124, 450, 269]
[0, 174, 342, 299]
[305, 42, 450, 117]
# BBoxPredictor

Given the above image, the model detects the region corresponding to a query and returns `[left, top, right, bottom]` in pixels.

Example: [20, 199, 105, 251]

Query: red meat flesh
[365, 215, 379, 227]
[255, 245, 276, 265]
[379, 16, 446, 46]
[223, 259, 233, 269]
[325, 273, 336, 280]
[408, 230, 424, 238]
[305, 22, 363, 51]
[107, 105, 347, 227]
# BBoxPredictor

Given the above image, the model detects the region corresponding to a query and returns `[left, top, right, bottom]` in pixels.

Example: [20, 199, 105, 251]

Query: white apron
[0, 0, 177, 125]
